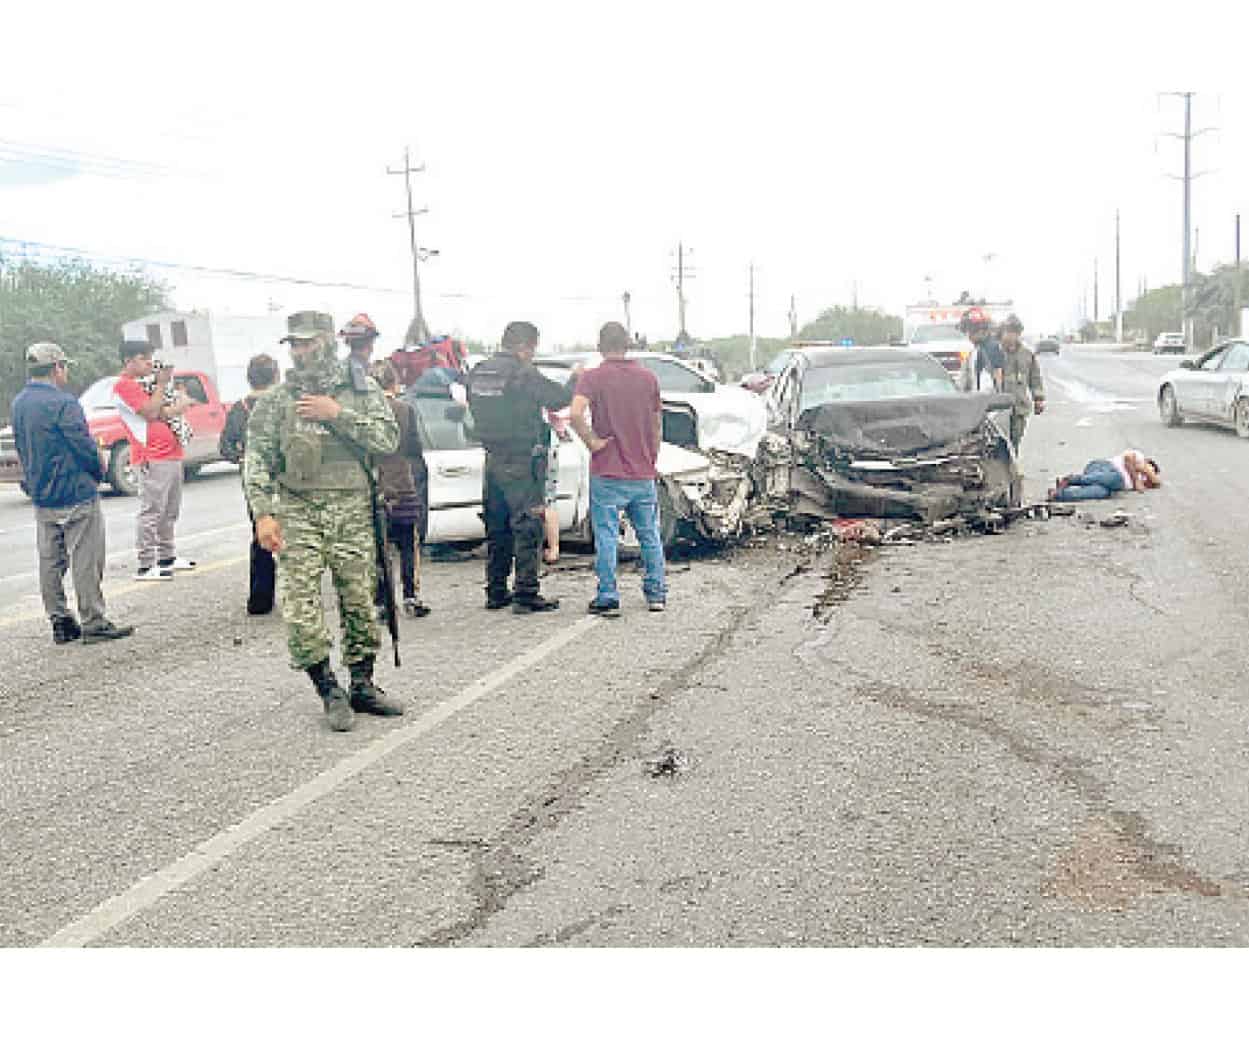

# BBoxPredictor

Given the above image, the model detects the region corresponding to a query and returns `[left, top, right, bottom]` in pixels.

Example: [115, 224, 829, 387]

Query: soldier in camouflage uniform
[999, 313, 1046, 455]
[244, 311, 403, 732]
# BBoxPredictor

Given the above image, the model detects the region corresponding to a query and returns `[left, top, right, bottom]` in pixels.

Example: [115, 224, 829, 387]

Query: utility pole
[622, 290, 632, 339]
[1115, 210, 1123, 343]
[671, 242, 695, 343]
[748, 263, 757, 373]
[388, 146, 430, 344]
[1160, 92, 1215, 351]
[1236, 214, 1243, 338]
[1093, 257, 1099, 323]
[788, 294, 798, 339]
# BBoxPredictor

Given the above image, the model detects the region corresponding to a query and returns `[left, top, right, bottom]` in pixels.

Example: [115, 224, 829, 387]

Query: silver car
[1157, 339, 1249, 436]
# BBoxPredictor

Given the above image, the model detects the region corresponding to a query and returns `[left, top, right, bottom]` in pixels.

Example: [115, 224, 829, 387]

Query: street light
[417, 248, 440, 262]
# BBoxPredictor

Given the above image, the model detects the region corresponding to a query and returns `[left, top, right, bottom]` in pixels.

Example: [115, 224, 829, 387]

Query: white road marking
[40, 615, 601, 947]
[0, 522, 249, 586]
[0, 554, 249, 627]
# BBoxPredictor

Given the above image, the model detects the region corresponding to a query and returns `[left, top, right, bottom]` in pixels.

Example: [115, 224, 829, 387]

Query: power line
[0, 235, 616, 303]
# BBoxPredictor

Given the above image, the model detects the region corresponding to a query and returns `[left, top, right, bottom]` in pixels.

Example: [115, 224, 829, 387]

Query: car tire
[107, 442, 139, 496]
[1159, 385, 1183, 427]
[183, 463, 203, 481]
[1236, 399, 1249, 440]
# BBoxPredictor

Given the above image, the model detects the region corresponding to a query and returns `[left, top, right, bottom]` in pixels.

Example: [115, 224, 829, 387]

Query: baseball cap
[280, 310, 335, 343]
[26, 342, 71, 366]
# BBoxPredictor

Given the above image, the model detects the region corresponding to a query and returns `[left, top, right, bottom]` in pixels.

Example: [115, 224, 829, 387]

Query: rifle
[323, 422, 401, 668]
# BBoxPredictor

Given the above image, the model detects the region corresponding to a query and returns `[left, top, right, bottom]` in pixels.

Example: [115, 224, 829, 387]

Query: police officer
[468, 321, 572, 613]
[998, 314, 1046, 453]
[244, 311, 403, 733]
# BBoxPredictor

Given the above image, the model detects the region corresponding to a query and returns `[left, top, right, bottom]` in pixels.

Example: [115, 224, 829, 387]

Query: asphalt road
[3, 347, 1247, 947]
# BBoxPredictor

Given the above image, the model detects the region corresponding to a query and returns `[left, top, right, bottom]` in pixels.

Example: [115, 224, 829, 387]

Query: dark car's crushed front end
[784, 394, 1019, 523]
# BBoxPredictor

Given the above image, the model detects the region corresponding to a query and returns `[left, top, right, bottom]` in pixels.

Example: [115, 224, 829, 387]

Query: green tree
[796, 305, 903, 346]
[0, 254, 169, 421]
[652, 334, 792, 381]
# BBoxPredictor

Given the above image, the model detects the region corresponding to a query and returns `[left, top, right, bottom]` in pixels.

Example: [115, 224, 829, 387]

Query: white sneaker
[162, 557, 197, 571]
[135, 567, 173, 582]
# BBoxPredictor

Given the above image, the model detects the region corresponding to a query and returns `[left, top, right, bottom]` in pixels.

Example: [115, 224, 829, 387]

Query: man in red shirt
[113, 341, 195, 581]
[570, 321, 667, 616]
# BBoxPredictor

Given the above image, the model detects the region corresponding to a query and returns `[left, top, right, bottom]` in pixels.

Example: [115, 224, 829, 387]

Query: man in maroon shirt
[570, 321, 667, 617]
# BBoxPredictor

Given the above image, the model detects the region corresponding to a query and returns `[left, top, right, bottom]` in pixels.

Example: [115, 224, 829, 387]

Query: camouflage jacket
[1001, 345, 1045, 416]
[243, 364, 400, 519]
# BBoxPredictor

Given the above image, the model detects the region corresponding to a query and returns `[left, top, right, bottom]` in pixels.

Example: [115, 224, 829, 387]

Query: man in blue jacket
[12, 342, 134, 645]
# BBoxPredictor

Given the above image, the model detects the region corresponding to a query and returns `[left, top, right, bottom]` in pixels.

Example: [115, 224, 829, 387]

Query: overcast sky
[3, 1, 1247, 353]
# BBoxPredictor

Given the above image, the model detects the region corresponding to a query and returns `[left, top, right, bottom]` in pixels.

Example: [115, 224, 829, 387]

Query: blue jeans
[590, 476, 667, 605]
[1054, 459, 1125, 501]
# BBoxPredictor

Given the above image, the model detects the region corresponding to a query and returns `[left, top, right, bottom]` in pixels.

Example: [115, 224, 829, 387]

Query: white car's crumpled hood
[662, 386, 767, 458]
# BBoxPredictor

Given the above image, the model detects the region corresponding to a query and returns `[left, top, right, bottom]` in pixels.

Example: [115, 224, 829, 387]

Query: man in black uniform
[468, 321, 572, 613]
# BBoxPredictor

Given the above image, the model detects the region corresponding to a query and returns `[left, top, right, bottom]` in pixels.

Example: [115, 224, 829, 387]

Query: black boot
[307, 659, 354, 732]
[512, 592, 560, 614]
[347, 656, 405, 716]
[52, 616, 82, 645]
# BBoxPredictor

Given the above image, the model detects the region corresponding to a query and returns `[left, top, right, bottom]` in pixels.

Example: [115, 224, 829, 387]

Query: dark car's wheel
[183, 463, 203, 481]
[1159, 385, 1183, 427]
[1235, 398, 1249, 439]
[107, 442, 139, 496]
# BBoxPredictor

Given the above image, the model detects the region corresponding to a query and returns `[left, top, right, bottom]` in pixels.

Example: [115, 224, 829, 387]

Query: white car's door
[1212, 342, 1249, 422]
[1183, 346, 1229, 417]
[409, 395, 486, 544]
[552, 431, 588, 530]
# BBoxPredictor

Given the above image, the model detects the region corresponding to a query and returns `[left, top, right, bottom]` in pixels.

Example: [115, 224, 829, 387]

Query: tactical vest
[1002, 347, 1036, 415]
[468, 354, 542, 456]
[276, 386, 371, 491]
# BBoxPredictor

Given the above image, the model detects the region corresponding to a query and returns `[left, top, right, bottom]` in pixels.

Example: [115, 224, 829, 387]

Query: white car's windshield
[410, 395, 479, 451]
[910, 324, 964, 344]
[799, 358, 956, 411]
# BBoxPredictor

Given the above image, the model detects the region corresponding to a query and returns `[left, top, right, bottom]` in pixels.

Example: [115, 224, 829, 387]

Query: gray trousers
[35, 497, 107, 626]
[136, 459, 183, 569]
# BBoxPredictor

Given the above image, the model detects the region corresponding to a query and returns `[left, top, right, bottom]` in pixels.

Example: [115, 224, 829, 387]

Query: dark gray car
[764, 347, 1021, 522]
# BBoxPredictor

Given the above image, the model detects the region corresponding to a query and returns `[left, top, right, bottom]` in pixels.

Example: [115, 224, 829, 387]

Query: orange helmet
[339, 313, 379, 339]
[958, 307, 991, 333]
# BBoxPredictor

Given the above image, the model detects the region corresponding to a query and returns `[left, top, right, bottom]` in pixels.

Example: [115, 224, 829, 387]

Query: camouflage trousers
[276, 489, 379, 670]
[1009, 412, 1028, 454]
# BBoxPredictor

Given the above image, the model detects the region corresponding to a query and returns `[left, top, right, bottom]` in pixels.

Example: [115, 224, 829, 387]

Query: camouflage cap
[280, 310, 335, 343]
[26, 342, 71, 366]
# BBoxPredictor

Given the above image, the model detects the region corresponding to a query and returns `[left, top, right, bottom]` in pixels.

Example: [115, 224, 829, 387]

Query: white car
[1157, 338, 1249, 436]
[1154, 332, 1186, 354]
[409, 352, 768, 548]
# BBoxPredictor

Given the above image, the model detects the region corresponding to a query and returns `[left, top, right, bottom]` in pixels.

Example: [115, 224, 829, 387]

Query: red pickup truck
[0, 369, 233, 496]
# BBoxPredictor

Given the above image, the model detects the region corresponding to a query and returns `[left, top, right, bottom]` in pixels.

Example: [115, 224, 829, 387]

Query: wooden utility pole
[788, 294, 798, 339]
[388, 147, 430, 343]
[622, 290, 632, 339]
